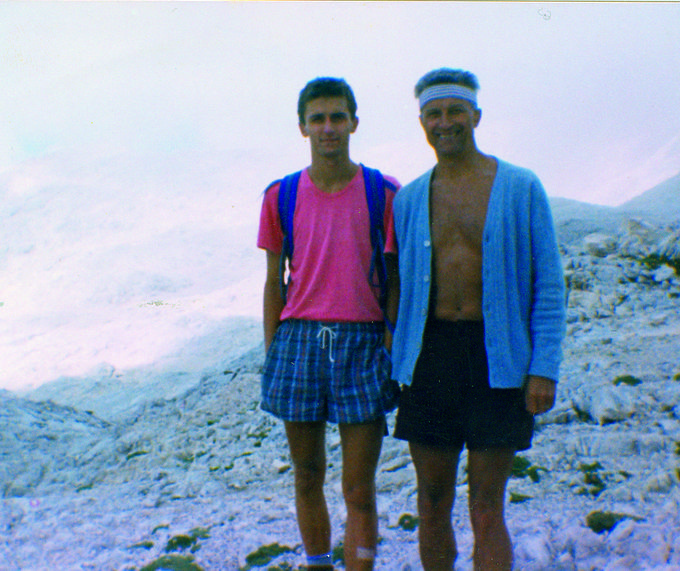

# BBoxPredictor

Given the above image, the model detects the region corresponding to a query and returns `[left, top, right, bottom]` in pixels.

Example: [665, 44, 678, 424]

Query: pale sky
[2, 1, 679, 205]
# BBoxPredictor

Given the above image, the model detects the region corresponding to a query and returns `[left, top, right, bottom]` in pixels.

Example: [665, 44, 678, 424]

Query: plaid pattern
[261, 319, 399, 424]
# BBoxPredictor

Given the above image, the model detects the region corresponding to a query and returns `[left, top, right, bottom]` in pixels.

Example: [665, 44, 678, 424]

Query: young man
[257, 77, 400, 571]
[386, 69, 566, 570]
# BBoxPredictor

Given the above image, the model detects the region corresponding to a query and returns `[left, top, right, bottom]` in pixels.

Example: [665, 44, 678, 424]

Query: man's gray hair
[414, 68, 480, 98]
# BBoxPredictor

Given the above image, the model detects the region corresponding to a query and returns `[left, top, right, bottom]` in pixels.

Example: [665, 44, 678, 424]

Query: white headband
[419, 84, 477, 109]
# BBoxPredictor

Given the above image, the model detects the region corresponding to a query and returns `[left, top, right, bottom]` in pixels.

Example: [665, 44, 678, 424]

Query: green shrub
[639, 254, 680, 275]
[509, 492, 532, 504]
[332, 542, 345, 565]
[166, 535, 197, 553]
[573, 405, 593, 423]
[397, 513, 419, 531]
[613, 375, 642, 387]
[511, 456, 547, 482]
[189, 527, 210, 540]
[164, 528, 210, 554]
[242, 543, 295, 569]
[586, 510, 641, 534]
[140, 554, 203, 571]
[579, 461, 607, 496]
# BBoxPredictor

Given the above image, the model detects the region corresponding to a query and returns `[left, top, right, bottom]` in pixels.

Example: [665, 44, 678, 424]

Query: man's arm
[384, 253, 400, 352]
[525, 179, 565, 415]
[263, 250, 285, 353]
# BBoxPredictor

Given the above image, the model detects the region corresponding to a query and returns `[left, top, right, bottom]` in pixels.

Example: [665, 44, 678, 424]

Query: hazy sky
[2, 1, 679, 205]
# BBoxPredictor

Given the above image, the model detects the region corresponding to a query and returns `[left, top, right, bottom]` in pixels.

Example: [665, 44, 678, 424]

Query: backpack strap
[361, 164, 396, 333]
[276, 170, 302, 303]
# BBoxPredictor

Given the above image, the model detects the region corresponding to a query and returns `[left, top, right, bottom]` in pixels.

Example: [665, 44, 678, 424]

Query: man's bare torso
[429, 156, 497, 321]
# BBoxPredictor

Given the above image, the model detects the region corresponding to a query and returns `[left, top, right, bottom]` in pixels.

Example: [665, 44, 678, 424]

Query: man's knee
[469, 497, 506, 533]
[294, 460, 326, 495]
[418, 481, 456, 517]
[342, 478, 376, 513]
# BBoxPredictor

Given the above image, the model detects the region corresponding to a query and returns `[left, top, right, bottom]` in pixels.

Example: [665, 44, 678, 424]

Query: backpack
[268, 164, 396, 329]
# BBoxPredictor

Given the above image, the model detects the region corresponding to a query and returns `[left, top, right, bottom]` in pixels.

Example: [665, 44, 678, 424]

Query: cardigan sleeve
[526, 177, 566, 382]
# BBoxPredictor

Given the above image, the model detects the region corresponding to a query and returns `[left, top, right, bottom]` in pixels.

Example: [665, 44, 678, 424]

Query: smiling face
[299, 96, 358, 159]
[419, 97, 481, 158]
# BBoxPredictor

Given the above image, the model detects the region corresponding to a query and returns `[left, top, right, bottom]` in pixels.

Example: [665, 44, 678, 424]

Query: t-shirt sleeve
[257, 182, 283, 254]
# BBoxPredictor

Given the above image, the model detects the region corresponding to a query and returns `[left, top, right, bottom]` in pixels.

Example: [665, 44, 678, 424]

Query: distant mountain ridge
[618, 171, 680, 222]
[550, 171, 680, 243]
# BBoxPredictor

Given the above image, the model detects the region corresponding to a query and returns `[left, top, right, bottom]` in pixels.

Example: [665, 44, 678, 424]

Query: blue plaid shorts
[261, 319, 400, 424]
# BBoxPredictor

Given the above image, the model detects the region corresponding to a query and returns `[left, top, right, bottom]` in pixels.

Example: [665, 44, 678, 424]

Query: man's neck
[308, 156, 359, 193]
[434, 148, 489, 180]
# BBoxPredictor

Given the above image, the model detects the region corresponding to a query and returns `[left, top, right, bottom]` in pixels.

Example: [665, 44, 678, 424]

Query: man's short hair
[298, 77, 358, 124]
[414, 68, 480, 99]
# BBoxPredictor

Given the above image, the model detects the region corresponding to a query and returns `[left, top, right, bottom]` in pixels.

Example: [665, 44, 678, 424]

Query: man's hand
[525, 375, 556, 415]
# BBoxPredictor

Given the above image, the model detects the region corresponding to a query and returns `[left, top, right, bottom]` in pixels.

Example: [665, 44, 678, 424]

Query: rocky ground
[1, 222, 680, 570]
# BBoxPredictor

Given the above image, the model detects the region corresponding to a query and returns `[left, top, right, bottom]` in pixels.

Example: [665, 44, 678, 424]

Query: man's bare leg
[285, 421, 331, 564]
[339, 418, 385, 571]
[467, 448, 515, 571]
[409, 442, 461, 570]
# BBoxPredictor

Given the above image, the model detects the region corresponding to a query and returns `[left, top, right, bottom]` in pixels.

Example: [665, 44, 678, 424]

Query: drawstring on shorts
[316, 325, 337, 363]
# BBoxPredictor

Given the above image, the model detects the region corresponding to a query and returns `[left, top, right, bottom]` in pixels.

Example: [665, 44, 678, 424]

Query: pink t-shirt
[258, 166, 398, 322]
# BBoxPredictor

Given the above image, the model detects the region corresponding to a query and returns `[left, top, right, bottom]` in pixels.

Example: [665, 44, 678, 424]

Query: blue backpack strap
[361, 164, 396, 332]
[277, 170, 302, 303]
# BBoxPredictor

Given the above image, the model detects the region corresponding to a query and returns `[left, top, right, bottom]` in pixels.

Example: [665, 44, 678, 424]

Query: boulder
[583, 233, 618, 257]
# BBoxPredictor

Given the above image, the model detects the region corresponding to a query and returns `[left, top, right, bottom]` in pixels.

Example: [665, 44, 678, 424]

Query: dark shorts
[394, 319, 534, 451]
[261, 319, 400, 424]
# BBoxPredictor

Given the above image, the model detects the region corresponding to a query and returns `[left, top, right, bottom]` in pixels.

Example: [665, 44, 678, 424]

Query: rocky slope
[2, 218, 680, 570]
[2, 172, 680, 569]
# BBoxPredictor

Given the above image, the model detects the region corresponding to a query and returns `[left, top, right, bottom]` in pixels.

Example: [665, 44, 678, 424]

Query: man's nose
[439, 112, 455, 128]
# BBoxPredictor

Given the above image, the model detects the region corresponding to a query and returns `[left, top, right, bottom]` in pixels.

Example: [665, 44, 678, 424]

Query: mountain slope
[617, 171, 680, 222]
[550, 171, 680, 243]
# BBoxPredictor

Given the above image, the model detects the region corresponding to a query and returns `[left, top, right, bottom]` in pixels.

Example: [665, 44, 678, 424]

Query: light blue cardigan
[391, 158, 566, 389]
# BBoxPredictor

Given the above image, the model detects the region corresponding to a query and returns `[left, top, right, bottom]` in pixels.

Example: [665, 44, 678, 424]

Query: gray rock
[584, 233, 618, 257]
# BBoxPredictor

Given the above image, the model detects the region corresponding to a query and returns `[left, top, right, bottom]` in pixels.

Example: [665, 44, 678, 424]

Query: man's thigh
[284, 420, 327, 473]
[467, 448, 515, 507]
[339, 419, 385, 488]
[409, 442, 462, 513]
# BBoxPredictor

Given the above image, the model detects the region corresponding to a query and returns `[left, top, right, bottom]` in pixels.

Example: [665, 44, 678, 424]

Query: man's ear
[473, 108, 482, 128]
[298, 121, 309, 138]
[351, 115, 359, 133]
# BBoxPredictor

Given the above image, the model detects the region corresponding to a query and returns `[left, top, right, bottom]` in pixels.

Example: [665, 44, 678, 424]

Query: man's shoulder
[359, 164, 400, 192]
[265, 167, 308, 194]
[495, 158, 541, 187]
[395, 169, 433, 203]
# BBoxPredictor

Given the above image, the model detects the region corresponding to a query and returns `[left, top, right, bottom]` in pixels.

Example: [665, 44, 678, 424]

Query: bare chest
[429, 177, 492, 250]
